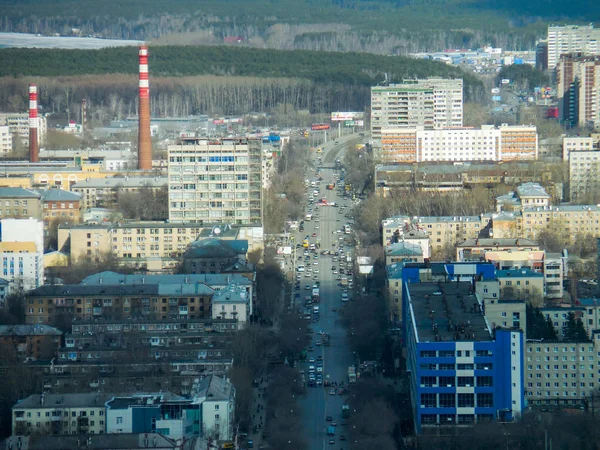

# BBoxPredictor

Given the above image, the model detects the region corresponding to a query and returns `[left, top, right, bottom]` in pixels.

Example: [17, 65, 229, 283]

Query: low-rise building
[71, 177, 167, 210]
[39, 189, 82, 236]
[455, 238, 540, 262]
[0, 187, 42, 220]
[496, 268, 545, 306]
[0, 324, 61, 361]
[12, 393, 110, 436]
[3, 433, 198, 450]
[180, 238, 249, 274]
[211, 284, 251, 324]
[58, 223, 263, 273]
[384, 241, 424, 265]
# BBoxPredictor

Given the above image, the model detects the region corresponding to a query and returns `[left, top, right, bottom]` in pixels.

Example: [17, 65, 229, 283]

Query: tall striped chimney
[138, 45, 152, 170]
[29, 84, 39, 163]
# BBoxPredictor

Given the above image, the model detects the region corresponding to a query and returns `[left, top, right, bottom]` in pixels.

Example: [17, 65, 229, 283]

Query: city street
[294, 135, 360, 450]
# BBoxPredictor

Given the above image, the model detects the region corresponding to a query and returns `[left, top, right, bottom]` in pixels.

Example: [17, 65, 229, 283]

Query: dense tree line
[0, 46, 486, 119]
[1, 0, 596, 52]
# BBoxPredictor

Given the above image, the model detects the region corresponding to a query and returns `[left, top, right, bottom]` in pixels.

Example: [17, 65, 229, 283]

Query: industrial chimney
[138, 45, 152, 170]
[29, 84, 39, 163]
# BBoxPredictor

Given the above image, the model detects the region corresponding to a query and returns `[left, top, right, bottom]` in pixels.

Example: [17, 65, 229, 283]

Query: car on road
[328, 439, 335, 445]
[331, 421, 337, 426]
[308, 346, 314, 351]
[315, 340, 322, 346]
[340, 435, 346, 441]
[326, 416, 332, 422]
[329, 389, 336, 395]
[305, 284, 311, 290]
[308, 357, 315, 363]
[341, 293, 349, 301]
[312, 233, 317, 237]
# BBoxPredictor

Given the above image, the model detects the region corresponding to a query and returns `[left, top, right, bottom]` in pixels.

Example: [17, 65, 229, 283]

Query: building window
[116, 417, 123, 424]
[421, 393, 437, 408]
[477, 393, 494, 408]
[458, 393, 474, 407]
[439, 393, 455, 408]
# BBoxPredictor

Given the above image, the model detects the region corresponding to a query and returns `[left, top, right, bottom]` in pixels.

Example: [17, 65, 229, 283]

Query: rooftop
[212, 284, 249, 304]
[184, 238, 248, 259]
[106, 392, 187, 410]
[14, 393, 111, 410]
[386, 241, 423, 257]
[39, 189, 81, 202]
[407, 281, 492, 342]
[3, 433, 189, 450]
[72, 177, 167, 189]
[195, 375, 233, 401]
[0, 325, 61, 336]
[457, 238, 539, 248]
[496, 268, 544, 278]
[0, 187, 40, 198]
[516, 182, 550, 199]
[81, 271, 251, 287]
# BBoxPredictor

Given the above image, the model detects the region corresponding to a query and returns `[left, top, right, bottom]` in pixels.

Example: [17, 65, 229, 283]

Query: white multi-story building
[168, 138, 262, 225]
[0, 218, 44, 292]
[547, 25, 600, 70]
[196, 375, 235, 441]
[0, 125, 12, 154]
[371, 78, 463, 141]
[0, 113, 47, 147]
[379, 124, 538, 163]
[563, 136, 596, 160]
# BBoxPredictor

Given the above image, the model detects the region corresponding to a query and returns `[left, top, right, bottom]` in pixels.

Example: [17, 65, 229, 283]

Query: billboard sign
[331, 112, 364, 122]
[311, 123, 331, 131]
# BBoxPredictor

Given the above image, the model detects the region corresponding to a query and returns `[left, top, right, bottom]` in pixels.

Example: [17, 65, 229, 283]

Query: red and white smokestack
[29, 84, 39, 163]
[138, 45, 152, 170]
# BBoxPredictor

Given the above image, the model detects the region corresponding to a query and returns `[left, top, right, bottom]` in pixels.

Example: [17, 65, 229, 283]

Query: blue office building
[405, 280, 524, 433]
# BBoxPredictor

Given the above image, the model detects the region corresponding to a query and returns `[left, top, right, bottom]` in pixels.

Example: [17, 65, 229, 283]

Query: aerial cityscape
[0, 1, 600, 449]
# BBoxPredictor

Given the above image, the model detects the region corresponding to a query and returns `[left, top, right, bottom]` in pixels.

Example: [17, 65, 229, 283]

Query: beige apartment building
[0, 125, 12, 154]
[58, 222, 263, 271]
[557, 54, 600, 128]
[0, 113, 47, 147]
[12, 393, 110, 436]
[168, 138, 262, 225]
[524, 341, 597, 407]
[0, 187, 42, 220]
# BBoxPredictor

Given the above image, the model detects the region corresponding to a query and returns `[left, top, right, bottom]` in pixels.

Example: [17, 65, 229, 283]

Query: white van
[297, 265, 305, 272]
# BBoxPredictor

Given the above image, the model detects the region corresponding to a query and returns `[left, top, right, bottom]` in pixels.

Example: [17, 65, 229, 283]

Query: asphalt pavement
[295, 138, 358, 450]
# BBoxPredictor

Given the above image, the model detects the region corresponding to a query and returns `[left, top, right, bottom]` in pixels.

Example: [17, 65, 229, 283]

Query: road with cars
[292, 136, 361, 450]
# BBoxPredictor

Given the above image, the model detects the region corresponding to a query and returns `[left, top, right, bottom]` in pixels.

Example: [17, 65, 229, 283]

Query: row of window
[420, 393, 494, 408]
[419, 363, 493, 371]
[420, 376, 493, 387]
[420, 350, 492, 358]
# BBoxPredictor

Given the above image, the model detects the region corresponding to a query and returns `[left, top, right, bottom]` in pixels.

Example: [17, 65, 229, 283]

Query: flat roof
[408, 281, 492, 342]
[496, 268, 543, 278]
[457, 238, 538, 248]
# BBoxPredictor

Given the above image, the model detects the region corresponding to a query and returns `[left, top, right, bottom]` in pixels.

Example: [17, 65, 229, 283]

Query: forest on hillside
[0, 46, 484, 119]
[0, 0, 597, 53]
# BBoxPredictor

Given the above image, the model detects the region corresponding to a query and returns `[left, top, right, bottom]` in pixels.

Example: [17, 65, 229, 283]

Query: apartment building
[167, 138, 262, 225]
[496, 268, 545, 306]
[0, 324, 61, 360]
[0, 218, 44, 292]
[547, 25, 600, 70]
[568, 148, 600, 200]
[563, 136, 596, 159]
[524, 341, 597, 407]
[405, 280, 523, 432]
[378, 125, 538, 163]
[12, 393, 110, 436]
[0, 125, 12, 154]
[57, 222, 263, 272]
[71, 176, 167, 210]
[0, 113, 47, 147]
[556, 54, 600, 128]
[371, 78, 463, 141]
[0, 187, 42, 220]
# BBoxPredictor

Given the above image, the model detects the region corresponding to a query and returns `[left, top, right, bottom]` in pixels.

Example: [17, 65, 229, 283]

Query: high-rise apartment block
[556, 54, 600, 128]
[379, 125, 538, 163]
[0, 113, 47, 148]
[168, 138, 262, 225]
[371, 78, 463, 141]
[0, 125, 12, 154]
[547, 25, 600, 70]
